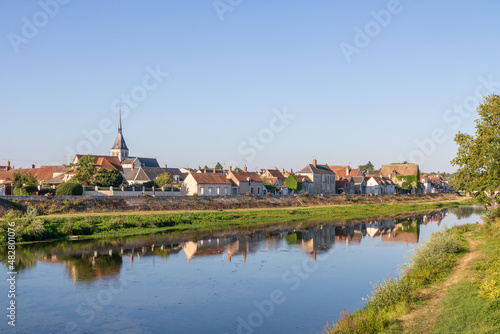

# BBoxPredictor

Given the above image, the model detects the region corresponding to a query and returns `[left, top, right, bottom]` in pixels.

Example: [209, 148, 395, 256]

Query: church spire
[110, 110, 129, 161]
[118, 108, 122, 132]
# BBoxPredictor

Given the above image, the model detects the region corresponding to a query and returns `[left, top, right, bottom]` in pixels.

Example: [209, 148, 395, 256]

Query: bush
[56, 182, 83, 196]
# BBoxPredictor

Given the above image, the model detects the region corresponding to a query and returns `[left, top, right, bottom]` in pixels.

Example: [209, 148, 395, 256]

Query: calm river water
[0, 207, 484, 334]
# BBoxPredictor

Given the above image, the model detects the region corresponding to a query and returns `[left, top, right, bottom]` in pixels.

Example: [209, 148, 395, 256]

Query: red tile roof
[228, 171, 263, 183]
[380, 164, 419, 177]
[265, 169, 286, 181]
[190, 173, 232, 185]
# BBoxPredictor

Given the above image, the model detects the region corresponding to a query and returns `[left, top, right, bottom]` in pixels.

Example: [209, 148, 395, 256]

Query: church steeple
[110, 110, 129, 161]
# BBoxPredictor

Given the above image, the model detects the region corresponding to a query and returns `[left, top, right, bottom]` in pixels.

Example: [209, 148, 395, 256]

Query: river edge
[325, 209, 499, 334]
[1, 197, 473, 246]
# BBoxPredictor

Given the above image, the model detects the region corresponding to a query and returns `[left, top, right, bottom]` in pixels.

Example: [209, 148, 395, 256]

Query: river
[0, 206, 484, 334]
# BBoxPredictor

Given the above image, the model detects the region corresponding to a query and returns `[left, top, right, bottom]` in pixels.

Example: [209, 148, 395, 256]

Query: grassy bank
[324, 209, 500, 334]
[0, 200, 462, 245]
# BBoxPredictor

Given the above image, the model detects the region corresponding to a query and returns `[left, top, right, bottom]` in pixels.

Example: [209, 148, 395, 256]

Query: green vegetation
[452, 94, 500, 207]
[0, 201, 460, 245]
[96, 169, 123, 187]
[55, 182, 83, 196]
[428, 212, 500, 333]
[11, 172, 38, 195]
[70, 154, 122, 187]
[359, 161, 375, 172]
[325, 227, 465, 333]
[154, 172, 172, 188]
[284, 174, 302, 192]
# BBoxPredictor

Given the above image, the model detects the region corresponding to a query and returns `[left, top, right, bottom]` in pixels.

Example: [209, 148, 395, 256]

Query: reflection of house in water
[364, 220, 395, 238]
[285, 226, 337, 260]
[182, 236, 261, 263]
[40, 253, 123, 283]
[335, 224, 363, 244]
[422, 209, 447, 226]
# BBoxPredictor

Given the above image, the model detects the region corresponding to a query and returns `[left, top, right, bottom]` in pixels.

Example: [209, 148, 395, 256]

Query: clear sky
[1, 0, 500, 173]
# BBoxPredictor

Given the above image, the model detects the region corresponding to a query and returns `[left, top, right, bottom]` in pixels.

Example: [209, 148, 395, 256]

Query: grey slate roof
[123, 167, 185, 183]
[297, 164, 335, 175]
[122, 157, 160, 168]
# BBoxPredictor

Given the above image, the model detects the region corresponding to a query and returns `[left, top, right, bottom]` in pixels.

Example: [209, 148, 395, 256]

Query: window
[200, 187, 204, 195]
[217, 187, 220, 195]
[224, 187, 228, 195]
[251, 187, 254, 193]
[208, 187, 213, 195]
[257, 186, 260, 194]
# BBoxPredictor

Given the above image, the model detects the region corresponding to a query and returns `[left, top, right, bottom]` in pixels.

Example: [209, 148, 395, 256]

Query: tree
[12, 172, 37, 188]
[56, 182, 83, 196]
[96, 169, 123, 187]
[284, 175, 302, 192]
[358, 161, 375, 172]
[451, 94, 500, 208]
[71, 155, 98, 186]
[214, 162, 223, 170]
[155, 172, 172, 188]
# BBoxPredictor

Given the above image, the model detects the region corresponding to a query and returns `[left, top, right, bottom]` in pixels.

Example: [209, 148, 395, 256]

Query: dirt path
[399, 238, 483, 333]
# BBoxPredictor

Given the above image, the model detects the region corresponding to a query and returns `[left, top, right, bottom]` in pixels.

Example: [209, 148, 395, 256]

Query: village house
[365, 176, 396, 195]
[181, 172, 233, 196]
[296, 160, 336, 195]
[260, 169, 289, 194]
[226, 166, 264, 195]
[123, 165, 185, 186]
[380, 163, 420, 193]
[335, 178, 354, 194]
[352, 176, 367, 194]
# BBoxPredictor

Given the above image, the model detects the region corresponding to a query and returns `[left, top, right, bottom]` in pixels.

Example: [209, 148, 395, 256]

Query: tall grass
[325, 228, 464, 334]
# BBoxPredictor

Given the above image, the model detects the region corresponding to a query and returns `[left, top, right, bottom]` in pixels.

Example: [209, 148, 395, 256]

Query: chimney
[164, 164, 167, 168]
[204, 167, 207, 173]
[213, 168, 216, 174]
[228, 166, 232, 172]
[282, 168, 285, 174]
[7, 160, 10, 171]
[290, 168, 293, 174]
[346, 167, 349, 176]
[131, 163, 134, 171]
[313, 159, 317, 167]
[31, 164, 35, 169]
[244, 165, 247, 172]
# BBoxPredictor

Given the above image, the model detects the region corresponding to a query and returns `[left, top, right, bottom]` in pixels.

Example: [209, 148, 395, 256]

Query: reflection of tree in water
[61, 254, 122, 283]
[448, 207, 484, 220]
[0, 246, 46, 271]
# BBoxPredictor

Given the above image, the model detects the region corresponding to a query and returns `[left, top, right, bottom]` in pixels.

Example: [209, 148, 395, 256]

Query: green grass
[0, 201, 461, 245]
[430, 282, 500, 334]
[325, 227, 467, 334]
[428, 215, 500, 334]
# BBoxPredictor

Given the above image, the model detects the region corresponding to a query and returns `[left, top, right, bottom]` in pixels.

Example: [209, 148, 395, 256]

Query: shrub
[56, 182, 83, 196]
[366, 276, 413, 309]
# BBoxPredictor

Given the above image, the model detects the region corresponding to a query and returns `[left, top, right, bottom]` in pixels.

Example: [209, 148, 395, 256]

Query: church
[109, 112, 184, 185]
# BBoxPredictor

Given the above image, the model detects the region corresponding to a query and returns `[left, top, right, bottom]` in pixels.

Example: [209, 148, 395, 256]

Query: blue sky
[1, 0, 499, 173]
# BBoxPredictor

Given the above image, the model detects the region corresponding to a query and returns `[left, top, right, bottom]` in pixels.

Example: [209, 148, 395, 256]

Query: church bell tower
[110, 110, 129, 161]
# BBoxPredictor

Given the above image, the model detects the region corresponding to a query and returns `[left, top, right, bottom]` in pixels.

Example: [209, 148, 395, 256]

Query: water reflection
[0, 209, 451, 283]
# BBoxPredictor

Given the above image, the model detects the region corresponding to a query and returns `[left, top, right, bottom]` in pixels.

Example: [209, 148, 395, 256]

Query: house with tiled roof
[296, 160, 336, 195]
[365, 176, 396, 195]
[226, 166, 264, 195]
[181, 172, 233, 196]
[72, 155, 123, 172]
[380, 163, 420, 192]
[352, 176, 367, 194]
[123, 166, 184, 185]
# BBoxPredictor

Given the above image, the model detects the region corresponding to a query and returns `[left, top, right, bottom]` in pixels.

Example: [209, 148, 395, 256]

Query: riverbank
[0, 193, 467, 217]
[0, 198, 468, 245]
[325, 210, 500, 333]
